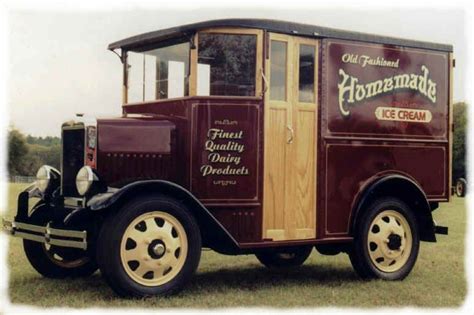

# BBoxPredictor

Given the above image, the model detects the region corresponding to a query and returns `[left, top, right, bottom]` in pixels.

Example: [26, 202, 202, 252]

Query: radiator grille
[61, 128, 85, 197]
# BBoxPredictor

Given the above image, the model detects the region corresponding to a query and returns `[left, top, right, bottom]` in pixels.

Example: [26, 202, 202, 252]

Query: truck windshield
[197, 33, 257, 96]
[127, 41, 190, 103]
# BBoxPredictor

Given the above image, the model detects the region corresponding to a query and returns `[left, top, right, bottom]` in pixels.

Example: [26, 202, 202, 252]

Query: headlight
[76, 166, 96, 196]
[36, 165, 60, 194]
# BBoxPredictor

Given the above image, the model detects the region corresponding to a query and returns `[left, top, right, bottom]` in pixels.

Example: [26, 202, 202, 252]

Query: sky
[5, 7, 469, 137]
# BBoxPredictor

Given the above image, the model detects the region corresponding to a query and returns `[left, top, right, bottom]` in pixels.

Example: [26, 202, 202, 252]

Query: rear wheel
[23, 206, 97, 278]
[255, 246, 313, 269]
[96, 195, 201, 297]
[349, 198, 419, 280]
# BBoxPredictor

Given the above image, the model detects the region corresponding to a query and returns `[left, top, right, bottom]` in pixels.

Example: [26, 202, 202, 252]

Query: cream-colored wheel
[120, 211, 188, 286]
[349, 198, 419, 280]
[367, 210, 413, 273]
[97, 196, 201, 297]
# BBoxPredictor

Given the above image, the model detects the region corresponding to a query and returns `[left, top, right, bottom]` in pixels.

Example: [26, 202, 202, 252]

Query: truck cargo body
[119, 31, 452, 245]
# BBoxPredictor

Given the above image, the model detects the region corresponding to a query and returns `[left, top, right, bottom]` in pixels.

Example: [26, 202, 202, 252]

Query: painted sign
[191, 104, 259, 201]
[375, 107, 432, 123]
[338, 65, 437, 117]
[323, 39, 449, 139]
[200, 128, 249, 177]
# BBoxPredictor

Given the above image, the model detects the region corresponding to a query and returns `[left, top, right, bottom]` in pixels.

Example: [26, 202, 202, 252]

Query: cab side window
[127, 41, 190, 103]
[197, 33, 257, 96]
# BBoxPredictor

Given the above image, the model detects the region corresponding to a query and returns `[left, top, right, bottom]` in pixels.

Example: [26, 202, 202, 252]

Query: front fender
[82, 180, 241, 254]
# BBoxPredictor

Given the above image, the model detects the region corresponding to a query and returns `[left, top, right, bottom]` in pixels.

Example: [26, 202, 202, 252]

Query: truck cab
[3, 19, 453, 297]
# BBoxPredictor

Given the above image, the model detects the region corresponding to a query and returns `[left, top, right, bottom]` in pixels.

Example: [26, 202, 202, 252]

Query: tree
[26, 143, 61, 172]
[26, 135, 60, 146]
[8, 129, 61, 176]
[8, 128, 29, 176]
[452, 102, 467, 181]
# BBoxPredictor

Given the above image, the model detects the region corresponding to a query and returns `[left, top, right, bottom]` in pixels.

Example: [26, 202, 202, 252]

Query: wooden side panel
[291, 108, 316, 239]
[264, 107, 288, 238]
[263, 34, 318, 241]
[263, 33, 292, 240]
[289, 36, 318, 240]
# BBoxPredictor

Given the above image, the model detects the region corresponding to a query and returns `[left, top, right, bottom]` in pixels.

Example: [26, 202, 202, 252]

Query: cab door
[262, 33, 318, 241]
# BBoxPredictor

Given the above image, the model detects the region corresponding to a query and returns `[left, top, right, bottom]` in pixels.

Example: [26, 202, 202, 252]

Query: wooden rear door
[262, 33, 318, 241]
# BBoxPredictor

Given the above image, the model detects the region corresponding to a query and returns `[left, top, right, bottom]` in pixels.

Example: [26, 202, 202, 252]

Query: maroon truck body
[93, 36, 451, 246]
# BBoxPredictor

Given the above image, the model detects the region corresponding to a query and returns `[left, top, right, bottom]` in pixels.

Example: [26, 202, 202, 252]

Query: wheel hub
[148, 240, 166, 259]
[387, 233, 402, 250]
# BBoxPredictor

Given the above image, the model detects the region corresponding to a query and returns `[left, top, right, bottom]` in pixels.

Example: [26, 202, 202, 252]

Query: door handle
[287, 125, 294, 144]
[261, 68, 269, 97]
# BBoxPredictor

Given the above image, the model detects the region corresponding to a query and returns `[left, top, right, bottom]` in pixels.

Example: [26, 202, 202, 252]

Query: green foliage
[7, 128, 61, 176]
[7, 129, 29, 176]
[22, 144, 61, 176]
[453, 102, 467, 180]
[26, 135, 61, 147]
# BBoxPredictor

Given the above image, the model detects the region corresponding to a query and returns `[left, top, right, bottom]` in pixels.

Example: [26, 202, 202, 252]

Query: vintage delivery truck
[3, 19, 453, 297]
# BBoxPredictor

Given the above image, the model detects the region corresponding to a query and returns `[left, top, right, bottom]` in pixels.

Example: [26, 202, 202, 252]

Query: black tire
[255, 246, 313, 269]
[96, 195, 201, 297]
[455, 178, 467, 197]
[349, 197, 420, 280]
[315, 244, 343, 256]
[23, 206, 98, 278]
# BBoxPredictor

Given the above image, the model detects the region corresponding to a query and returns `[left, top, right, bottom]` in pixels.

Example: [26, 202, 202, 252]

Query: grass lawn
[2, 183, 467, 308]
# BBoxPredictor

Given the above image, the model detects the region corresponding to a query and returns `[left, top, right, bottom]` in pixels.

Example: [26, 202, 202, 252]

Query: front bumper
[2, 218, 87, 250]
[2, 184, 88, 250]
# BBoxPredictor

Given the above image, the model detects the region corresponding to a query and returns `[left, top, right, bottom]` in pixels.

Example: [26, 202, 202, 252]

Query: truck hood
[97, 117, 176, 154]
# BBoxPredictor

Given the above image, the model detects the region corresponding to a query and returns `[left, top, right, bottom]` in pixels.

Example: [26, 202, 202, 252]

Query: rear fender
[351, 174, 436, 242]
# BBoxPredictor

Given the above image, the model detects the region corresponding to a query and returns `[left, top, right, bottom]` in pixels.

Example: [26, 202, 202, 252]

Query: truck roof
[108, 18, 453, 52]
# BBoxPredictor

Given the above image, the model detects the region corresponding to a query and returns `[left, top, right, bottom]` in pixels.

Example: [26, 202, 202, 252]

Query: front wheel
[349, 198, 419, 280]
[96, 195, 201, 297]
[23, 206, 97, 278]
[255, 246, 313, 269]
